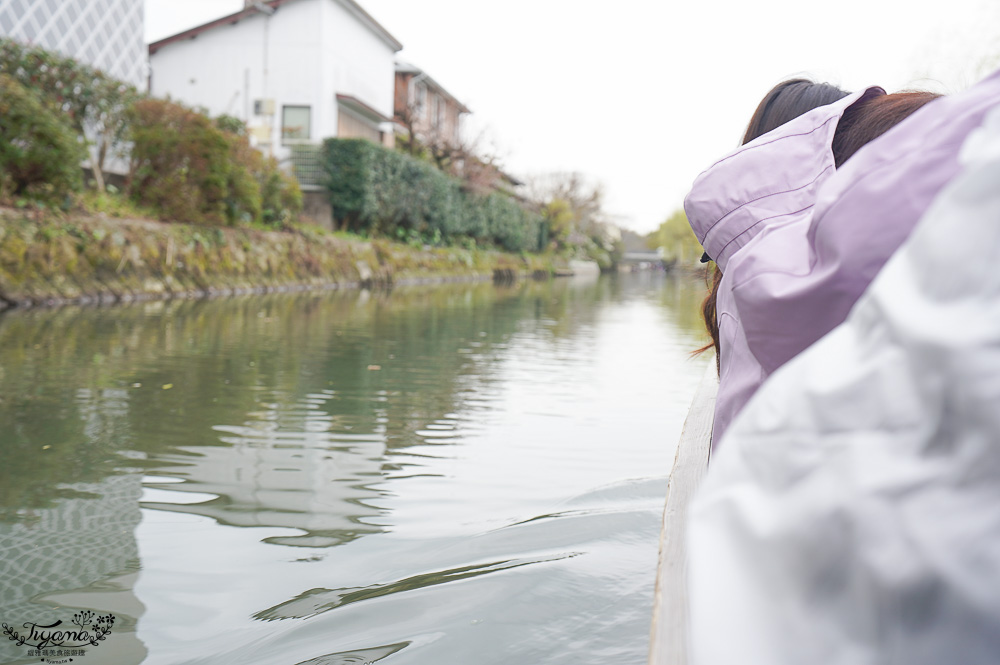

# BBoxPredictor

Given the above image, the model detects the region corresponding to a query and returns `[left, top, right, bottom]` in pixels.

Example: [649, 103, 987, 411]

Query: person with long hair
[695, 79, 850, 376]
[687, 68, 1000, 665]
[685, 80, 939, 446]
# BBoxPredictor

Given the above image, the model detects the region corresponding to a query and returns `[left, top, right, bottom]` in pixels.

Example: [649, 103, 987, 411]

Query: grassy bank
[0, 209, 564, 309]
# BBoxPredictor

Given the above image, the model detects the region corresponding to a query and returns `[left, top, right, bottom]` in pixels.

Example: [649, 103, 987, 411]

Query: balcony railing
[288, 144, 324, 188]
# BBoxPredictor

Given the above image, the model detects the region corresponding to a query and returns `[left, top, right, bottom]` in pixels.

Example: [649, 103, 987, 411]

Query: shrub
[0, 37, 141, 191]
[1, 37, 100, 129]
[483, 192, 540, 252]
[215, 114, 247, 136]
[260, 167, 302, 227]
[322, 139, 372, 230]
[322, 138, 542, 251]
[127, 98, 235, 224]
[0, 38, 301, 225]
[216, 115, 302, 226]
[127, 99, 304, 226]
[223, 135, 263, 225]
[227, 130, 302, 227]
[0, 74, 87, 204]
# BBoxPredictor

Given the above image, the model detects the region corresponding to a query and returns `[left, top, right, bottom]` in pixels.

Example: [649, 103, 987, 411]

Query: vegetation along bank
[0, 38, 621, 308]
[0, 209, 563, 309]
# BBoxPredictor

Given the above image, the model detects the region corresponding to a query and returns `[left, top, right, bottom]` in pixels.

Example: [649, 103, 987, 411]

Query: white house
[148, 0, 402, 187]
[0, 0, 146, 87]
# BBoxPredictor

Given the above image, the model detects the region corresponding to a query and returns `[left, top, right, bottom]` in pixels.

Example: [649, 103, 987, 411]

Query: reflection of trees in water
[0, 289, 510, 512]
[0, 284, 574, 544]
[0, 275, 705, 545]
[0, 274, 708, 665]
[0, 327, 139, 515]
[657, 271, 713, 342]
[508, 271, 708, 344]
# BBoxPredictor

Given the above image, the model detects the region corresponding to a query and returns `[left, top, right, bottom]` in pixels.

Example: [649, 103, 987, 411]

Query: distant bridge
[620, 250, 667, 266]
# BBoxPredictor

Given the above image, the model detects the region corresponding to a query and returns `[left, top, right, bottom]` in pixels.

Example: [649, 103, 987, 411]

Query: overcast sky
[146, 0, 1000, 233]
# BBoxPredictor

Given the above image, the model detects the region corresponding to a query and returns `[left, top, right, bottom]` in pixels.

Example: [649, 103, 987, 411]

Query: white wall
[149, 0, 397, 160]
[320, 0, 397, 137]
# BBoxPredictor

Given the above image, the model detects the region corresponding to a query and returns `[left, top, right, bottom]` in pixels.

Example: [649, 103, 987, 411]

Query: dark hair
[696, 83, 939, 373]
[741, 79, 850, 145]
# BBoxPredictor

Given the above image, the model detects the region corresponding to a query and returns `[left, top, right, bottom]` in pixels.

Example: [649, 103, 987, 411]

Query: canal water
[0, 272, 709, 665]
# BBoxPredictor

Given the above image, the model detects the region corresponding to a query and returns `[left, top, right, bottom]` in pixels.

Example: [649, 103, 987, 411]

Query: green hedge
[322, 138, 542, 252]
[0, 74, 87, 203]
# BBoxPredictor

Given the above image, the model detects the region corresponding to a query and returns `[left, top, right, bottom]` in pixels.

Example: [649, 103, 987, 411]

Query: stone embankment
[0, 209, 560, 309]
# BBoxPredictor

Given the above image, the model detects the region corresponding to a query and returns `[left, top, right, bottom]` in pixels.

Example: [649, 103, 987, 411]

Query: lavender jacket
[684, 88, 880, 445]
[686, 68, 1000, 447]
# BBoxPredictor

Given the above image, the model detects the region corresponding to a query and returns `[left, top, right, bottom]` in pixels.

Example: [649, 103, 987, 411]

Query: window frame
[281, 105, 312, 144]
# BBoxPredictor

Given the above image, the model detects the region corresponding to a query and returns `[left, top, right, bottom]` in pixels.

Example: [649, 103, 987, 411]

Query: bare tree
[395, 97, 514, 197]
[524, 172, 609, 235]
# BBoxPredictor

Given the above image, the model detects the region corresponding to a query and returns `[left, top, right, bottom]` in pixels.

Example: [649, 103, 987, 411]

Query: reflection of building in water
[143, 395, 389, 548]
[77, 387, 134, 447]
[0, 474, 146, 664]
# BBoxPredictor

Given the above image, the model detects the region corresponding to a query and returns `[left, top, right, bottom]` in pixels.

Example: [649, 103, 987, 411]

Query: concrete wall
[302, 190, 335, 231]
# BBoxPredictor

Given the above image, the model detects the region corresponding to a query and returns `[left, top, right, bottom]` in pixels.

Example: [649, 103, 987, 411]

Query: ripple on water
[0, 274, 709, 665]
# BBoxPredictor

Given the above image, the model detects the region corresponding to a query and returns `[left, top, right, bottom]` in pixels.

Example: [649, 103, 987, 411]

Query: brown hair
[696, 85, 940, 373]
[832, 91, 940, 168]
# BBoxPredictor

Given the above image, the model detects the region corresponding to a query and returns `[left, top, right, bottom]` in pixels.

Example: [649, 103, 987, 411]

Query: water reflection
[293, 642, 409, 665]
[0, 474, 147, 664]
[144, 391, 389, 547]
[255, 553, 578, 621]
[0, 273, 709, 665]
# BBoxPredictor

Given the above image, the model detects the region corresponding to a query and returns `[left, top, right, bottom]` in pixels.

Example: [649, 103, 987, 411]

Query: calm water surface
[0, 272, 708, 665]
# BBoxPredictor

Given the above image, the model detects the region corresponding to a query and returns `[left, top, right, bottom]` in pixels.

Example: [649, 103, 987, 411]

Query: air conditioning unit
[254, 98, 275, 116]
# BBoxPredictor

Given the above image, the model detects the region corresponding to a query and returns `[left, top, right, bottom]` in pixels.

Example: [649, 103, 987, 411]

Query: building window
[432, 95, 442, 129]
[282, 106, 311, 143]
[415, 84, 427, 115]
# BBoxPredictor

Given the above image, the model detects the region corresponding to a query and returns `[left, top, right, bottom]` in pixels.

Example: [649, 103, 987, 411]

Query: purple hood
[684, 88, 881, 444]
[685, 89, 880, 273]
[733, 69, 1000, 377]
[685, 69, 1000, 447]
